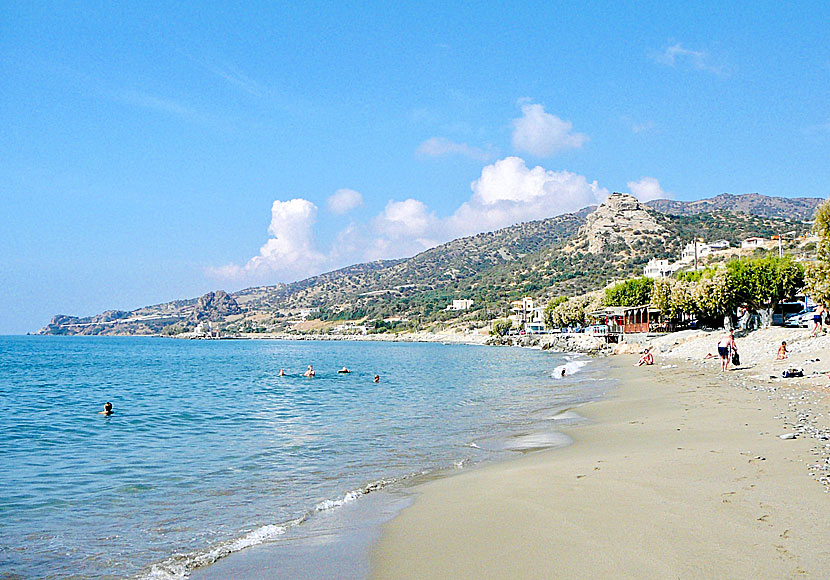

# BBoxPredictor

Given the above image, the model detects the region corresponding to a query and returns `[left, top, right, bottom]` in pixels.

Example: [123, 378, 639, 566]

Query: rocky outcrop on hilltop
[574, 192, 667, 254]
[191, 291, 242, 321]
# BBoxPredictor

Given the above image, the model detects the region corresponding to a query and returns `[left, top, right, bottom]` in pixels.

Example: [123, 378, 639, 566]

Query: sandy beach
[372, 327, 830, 579]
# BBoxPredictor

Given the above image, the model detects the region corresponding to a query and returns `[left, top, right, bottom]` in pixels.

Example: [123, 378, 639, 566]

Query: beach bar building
[587, 305, 659, 340]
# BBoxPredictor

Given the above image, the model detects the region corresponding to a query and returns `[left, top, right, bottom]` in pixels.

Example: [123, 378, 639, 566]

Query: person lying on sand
[777, 341, 789, 360]
[634, 347, 653, 366]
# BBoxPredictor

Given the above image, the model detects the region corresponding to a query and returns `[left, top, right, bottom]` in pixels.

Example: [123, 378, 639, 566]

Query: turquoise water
[0, 336, 603, 579]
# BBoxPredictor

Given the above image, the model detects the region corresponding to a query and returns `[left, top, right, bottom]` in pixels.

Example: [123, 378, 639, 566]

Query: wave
[137, 475, 417, 579]
[552, 358, 590, 378]
[140, 520, 302, 580]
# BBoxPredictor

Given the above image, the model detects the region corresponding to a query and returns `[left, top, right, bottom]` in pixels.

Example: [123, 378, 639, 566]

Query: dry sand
[371, 328, 830, 579]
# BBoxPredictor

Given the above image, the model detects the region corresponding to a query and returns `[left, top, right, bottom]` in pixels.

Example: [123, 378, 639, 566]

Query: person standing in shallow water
[717, 330, 737, 372]
[304, 365, 315, 377]
[98, 402, 113, 415]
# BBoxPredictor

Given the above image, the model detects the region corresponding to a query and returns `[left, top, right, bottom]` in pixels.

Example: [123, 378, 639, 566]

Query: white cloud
[446, 157, 608, 236]
[326, 188, 363, 214]
[415, 137, 492, 161]
[627, 176, 672, 202]
[511, 103, 588, 157]
[207, 198, 326, 282]
[655, 43, 724, 74]
[210, 158, 610, 284]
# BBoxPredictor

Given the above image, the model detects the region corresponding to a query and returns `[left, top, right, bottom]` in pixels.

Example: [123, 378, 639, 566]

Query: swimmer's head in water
[104, 402, 112, 412]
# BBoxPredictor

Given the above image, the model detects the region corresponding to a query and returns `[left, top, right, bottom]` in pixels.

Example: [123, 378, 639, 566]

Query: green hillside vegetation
[36, 193, 821, 336]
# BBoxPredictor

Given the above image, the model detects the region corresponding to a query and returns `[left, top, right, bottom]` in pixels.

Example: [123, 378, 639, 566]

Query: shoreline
[371, 336, 830, 579]
[183, 346, 601, 580]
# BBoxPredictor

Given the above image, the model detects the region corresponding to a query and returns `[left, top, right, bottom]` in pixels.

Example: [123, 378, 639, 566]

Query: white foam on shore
[137, 473, 420, 579]
[553, 358, 590, 378]
[550, 410, 582, 421]
[140, 519, 302, 580]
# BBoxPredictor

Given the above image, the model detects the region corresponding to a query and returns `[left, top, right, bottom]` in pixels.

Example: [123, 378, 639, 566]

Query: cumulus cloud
[627, 176, 671, 202]
[511, 103, 588, 157]
[655, 43, 725, 74]
[210, 158, 610, 284]
[446, 157, 608, 236]
[207, 198, 326, 282]
[415, 137, 492, 161]
[326, 188, 363, 214]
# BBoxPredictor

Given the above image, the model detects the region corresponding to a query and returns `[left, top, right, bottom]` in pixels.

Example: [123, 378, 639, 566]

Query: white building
[446, 299, 474, 311]
[643, 258, 681, 279]
[709, 239, 730, 251]
[741, 237, 767, 249]
[680, 241, 712, 263]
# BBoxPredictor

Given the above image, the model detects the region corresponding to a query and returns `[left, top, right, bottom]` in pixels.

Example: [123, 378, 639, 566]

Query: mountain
[37, 193, 822, 335]
[646, 193, 822, 220]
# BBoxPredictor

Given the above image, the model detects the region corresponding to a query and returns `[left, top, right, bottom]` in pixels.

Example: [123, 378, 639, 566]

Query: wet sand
[371, 353, 830, 579]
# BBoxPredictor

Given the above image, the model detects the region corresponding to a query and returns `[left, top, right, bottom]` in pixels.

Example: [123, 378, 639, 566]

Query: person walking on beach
[812, 305, 826, 337]
[717, 330, 737, 372]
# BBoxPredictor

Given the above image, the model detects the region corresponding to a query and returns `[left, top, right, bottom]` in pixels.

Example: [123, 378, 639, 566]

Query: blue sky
[1, 1, 828, 333]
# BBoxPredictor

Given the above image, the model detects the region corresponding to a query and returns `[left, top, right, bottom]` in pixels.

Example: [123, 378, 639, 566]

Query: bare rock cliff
[576, 192, 667, 254]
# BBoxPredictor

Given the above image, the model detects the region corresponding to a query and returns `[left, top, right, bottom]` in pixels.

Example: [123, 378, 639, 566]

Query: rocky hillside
[571, 192, 667, 254]
[37, 192, 821, 335]
[647, 193, 822, 220]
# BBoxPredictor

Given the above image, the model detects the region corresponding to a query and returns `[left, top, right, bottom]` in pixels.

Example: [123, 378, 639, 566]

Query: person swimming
[278, 368, 286, 376]
[338, 367, 350, 374]
[304, 365, 315, 377]
[373, 375, 380, 383]
[98, 402, 113, 415]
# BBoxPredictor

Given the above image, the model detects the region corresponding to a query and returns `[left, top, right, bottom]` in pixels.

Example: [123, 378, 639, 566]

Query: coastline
[371, 336, 830, 579]
[179, 343, 599, 580]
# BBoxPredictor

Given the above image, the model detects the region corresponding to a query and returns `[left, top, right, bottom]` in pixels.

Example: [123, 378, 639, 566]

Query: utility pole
[779, 230, 796, 258]
[694, 239, 698, 271]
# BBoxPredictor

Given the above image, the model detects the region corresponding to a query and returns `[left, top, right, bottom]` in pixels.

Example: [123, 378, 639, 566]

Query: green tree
[805, 263, 830, 306]
[804, 199, 830, 305]
[726, 255, 804, 311]
[543, 296, 568, 327]
[491, 318, 513, 336]
[813, 198, 830, 261]
[604, 277, 654, 307]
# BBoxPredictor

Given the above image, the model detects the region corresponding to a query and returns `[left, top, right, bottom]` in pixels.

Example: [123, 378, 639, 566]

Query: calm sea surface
[0, 336, 605, 579]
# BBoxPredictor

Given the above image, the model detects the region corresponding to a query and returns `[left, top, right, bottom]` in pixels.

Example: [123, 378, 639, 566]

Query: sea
[0, 335, 608, 580]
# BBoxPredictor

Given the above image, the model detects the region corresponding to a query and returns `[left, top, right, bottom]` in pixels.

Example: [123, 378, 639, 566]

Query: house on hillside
[643, 258, 681, 279]
[446, 299, 474, 311]
[680, 241, 712, 263]
[508, 297, 546, 331]
[741, 236, 767, 249]
[509, 297, 535, 324]
[709, 239, 730, 251]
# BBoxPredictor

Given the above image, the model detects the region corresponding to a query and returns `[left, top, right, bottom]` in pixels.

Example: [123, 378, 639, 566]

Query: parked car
[784, 307, 817, 328]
